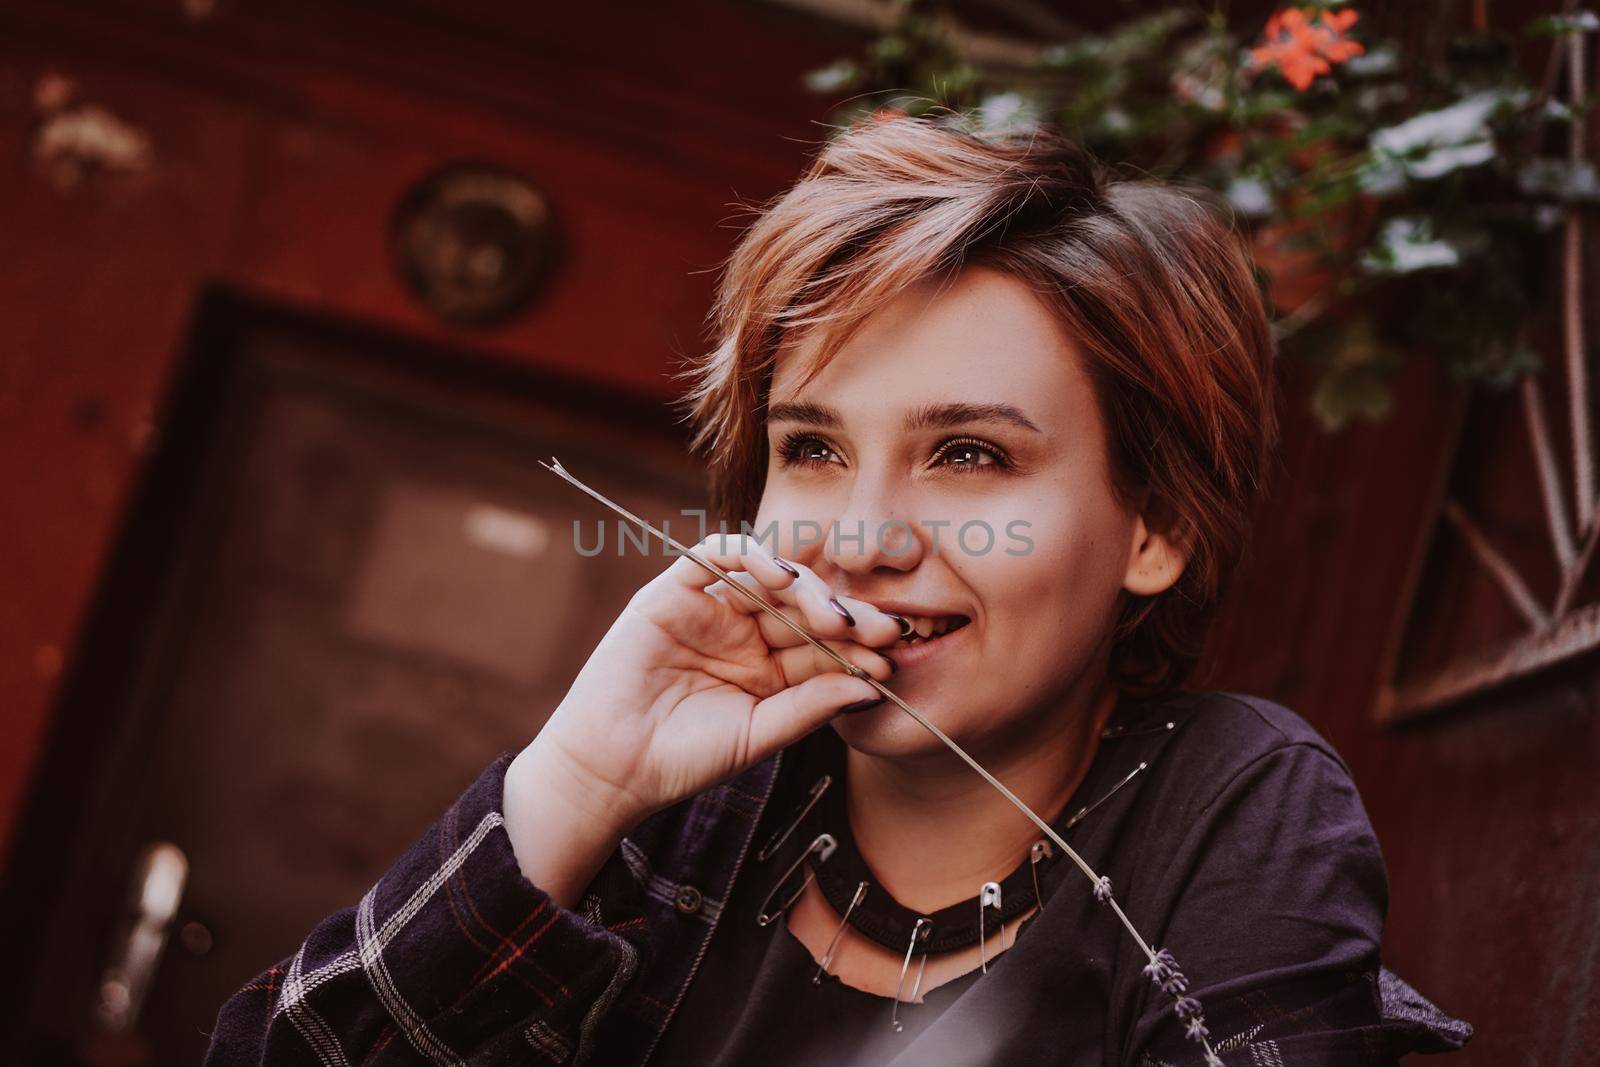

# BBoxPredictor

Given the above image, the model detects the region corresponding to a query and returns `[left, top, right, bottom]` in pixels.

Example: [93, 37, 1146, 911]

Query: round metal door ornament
[390, 163, 560, 326]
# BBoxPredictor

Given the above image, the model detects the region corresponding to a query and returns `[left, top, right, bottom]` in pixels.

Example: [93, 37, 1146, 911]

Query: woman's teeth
[897, 615, 971, 644]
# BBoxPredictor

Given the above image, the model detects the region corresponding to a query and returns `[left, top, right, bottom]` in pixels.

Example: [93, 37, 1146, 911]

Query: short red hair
[677, 116, 1279, 695]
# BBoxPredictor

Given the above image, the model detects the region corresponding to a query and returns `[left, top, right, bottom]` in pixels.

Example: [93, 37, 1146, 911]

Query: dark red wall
[1, 3, 1592, 1062]
[0, 0, 856, 845]
[1212, 350, 1600, 1064]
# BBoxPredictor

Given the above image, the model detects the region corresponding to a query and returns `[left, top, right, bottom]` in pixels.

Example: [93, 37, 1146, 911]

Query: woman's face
[756, 266, 1183, 760]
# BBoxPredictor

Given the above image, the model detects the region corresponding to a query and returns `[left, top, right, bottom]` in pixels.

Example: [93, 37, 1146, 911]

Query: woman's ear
[1122, 496, 1190, 597]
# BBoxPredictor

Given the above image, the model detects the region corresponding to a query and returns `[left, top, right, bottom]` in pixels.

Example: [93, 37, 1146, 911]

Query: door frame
[0, 285, 704, 1058]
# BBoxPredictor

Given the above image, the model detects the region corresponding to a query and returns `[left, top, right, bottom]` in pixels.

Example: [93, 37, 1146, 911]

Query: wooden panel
[1206, 356, 1600, 1063]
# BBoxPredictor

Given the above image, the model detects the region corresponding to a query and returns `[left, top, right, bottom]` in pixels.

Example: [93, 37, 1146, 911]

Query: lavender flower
[1092, 875, 1113, 903]
[1141, 947, 1180, 984]
[1139, 950, 1220, 1063]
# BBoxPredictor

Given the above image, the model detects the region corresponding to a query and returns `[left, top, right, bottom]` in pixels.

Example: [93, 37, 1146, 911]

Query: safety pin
[757, 775, 831, 863]
[1063, 761, 1148, 829]
[978, 882, 1003, 974]
[1100, 720, 1176, 740]
[813, 880, 869, 985]
[1030, 841, 1054, 910]
[756, 833, 836, 927]
[890, 918, 933, 1032]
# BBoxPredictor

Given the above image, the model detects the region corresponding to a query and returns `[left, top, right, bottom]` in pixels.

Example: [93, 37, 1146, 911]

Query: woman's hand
[503, 535, 902, 905]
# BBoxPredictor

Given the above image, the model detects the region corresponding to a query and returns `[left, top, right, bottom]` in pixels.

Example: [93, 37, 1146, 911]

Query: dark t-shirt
[651, 689, 1454, 1066]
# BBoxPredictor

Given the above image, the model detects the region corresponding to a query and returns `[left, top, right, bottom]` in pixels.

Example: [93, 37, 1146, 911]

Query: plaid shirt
[205, 697, 1473, 1066]
[204, 749, 779, 1066]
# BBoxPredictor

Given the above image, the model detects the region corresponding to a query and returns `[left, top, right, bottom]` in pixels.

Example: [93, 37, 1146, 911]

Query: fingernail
[839, 696, 885, 715]
[829, 598, 856, 627]
[773, 556, 800, 578]
[883, 611, 913, 639]
[883, 653, 898, 674]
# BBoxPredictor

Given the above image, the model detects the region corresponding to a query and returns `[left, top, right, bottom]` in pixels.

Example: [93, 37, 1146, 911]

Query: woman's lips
[881, 617, 974, 672]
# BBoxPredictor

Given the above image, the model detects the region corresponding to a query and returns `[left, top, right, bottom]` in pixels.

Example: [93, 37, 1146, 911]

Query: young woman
[206, 117, 1469, 1066]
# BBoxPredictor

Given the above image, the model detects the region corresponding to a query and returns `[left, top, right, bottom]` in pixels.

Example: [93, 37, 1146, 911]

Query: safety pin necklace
[540, 458, 1223, 1066]
[755, 728, 1155, 1022]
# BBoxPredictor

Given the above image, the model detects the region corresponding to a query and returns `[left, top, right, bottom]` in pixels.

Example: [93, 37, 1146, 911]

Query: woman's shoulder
[1111, 688, 1372, 848]
[1131, 687, 1353, 784]
[1150, 686, 1341, 747]
[1105, 693, 1461, 1063]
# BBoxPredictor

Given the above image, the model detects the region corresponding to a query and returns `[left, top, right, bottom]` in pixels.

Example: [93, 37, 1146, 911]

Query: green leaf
[1529, 12, 1600, 37]
[1360, 217, 1486, 275]
[804, 60, 860, 94]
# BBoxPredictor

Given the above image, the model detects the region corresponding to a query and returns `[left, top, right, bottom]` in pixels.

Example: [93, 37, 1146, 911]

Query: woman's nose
[821, 499, 924, 575]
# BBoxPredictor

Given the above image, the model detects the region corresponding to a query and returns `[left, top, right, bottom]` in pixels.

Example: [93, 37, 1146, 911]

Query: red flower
[1249, 6, 1366, 91]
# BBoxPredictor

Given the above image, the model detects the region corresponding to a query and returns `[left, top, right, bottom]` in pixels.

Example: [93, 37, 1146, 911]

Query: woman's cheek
[992, 517, 1121, 652]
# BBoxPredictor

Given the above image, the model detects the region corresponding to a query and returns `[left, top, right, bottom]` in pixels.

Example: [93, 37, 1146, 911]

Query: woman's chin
[829, 696, 977, 759]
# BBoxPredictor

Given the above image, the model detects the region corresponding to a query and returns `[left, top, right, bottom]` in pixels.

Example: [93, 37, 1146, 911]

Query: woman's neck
[843, 679, 1119, 914]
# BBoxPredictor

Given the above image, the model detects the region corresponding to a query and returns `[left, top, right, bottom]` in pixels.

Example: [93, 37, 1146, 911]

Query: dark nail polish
[773, 556, 800, 578]
[829, 598, 856, 627]
[884, 611, 913, 639]
[839, 696, 885, 715]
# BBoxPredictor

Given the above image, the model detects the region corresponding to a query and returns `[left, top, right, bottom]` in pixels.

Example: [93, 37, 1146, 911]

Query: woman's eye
[930, 437, 1011, 472]
[775, 432, 842, 469]
[775, 432, 1011, 473]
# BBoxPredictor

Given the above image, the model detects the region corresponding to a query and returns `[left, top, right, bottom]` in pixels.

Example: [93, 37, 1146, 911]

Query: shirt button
[674, 885, 703, 914]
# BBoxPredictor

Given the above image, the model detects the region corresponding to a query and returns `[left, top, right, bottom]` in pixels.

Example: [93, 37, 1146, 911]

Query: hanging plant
[802, 0, 1592, 432]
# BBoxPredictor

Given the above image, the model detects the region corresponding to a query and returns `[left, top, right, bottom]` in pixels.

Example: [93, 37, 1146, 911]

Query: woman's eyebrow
[765, 400, 1043, 434]
[765, 400, 840, 427]
[904, 401, 1043, 434]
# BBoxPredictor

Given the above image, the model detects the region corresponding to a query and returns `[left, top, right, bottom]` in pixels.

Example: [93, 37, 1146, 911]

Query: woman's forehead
[767, 270, 1093, 430]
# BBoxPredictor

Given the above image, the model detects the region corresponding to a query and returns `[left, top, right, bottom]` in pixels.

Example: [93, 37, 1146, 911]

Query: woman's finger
[829, 593, 910, 649]
[672, 537, 905, 650]
[688, 543, 857, 643]
[745, 672, 883, 764]
[660, 534, 799, 594]
[706, 569, 785, 619]
[708, 573, 900, 654]
[772, 640, 894, 688]
[703, 575, 813, 650]
[768, 557, 906, 650]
